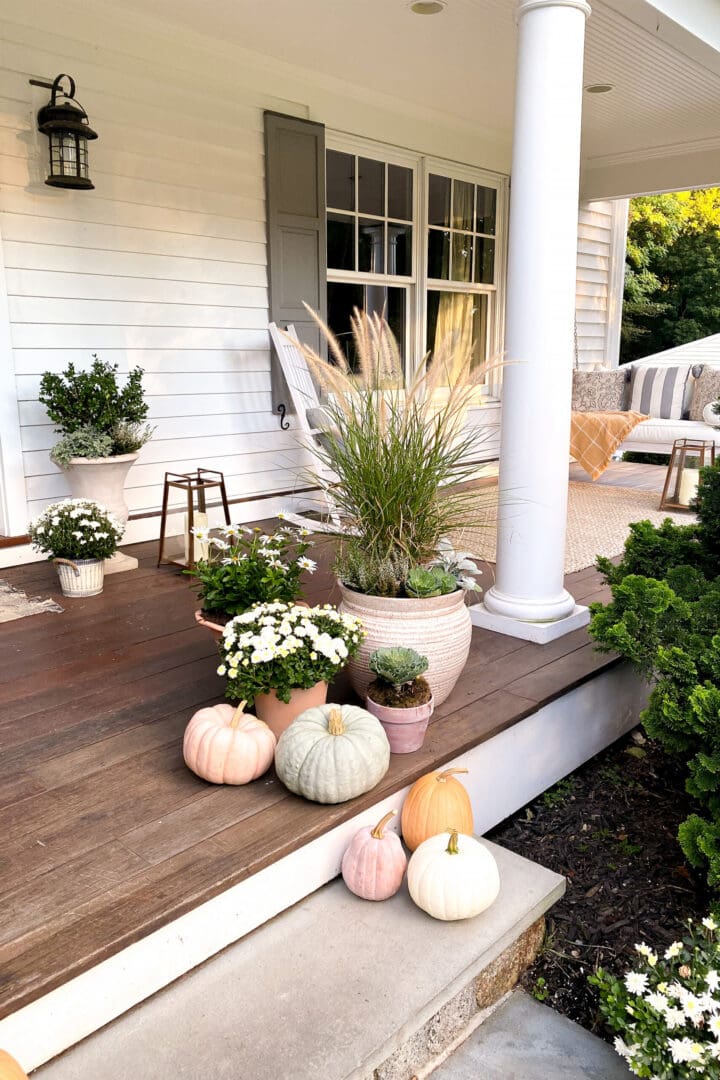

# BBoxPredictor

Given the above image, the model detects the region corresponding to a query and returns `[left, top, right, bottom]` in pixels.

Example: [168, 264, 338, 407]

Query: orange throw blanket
[570, 410, 649, 480]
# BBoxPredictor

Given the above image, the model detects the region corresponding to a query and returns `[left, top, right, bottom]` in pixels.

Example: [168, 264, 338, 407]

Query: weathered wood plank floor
[0, 462, 661, 1019]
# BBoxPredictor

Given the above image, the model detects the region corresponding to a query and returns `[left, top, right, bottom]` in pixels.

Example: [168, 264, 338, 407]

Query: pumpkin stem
[230, 701, 247, 729]
[446, 829, 460, 855]
[327, 707, 345, 736]
[437, 768, 469, 782]
[370, 810, 397, 840]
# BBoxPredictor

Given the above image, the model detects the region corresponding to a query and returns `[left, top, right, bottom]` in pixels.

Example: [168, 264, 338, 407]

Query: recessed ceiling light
[585, 83, 614, 94]
[410, 1, 446, 14]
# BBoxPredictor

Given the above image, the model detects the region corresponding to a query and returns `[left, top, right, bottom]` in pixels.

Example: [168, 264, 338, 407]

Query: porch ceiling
[105, 0, 720, 194]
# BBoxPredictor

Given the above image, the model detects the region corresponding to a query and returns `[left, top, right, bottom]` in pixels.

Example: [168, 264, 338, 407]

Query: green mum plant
[40, 354, 153, 462]
[186, 518, 316, 619]
[28, 499, 122, 561]
[217, 601, 364, 706]
[590, 915, 720, 1078]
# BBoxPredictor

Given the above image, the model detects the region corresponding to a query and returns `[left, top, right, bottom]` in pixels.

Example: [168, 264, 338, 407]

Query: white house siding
[632, 333, 720, 367]
[0, 1, 516, 553]
[575, 198, 628, 370]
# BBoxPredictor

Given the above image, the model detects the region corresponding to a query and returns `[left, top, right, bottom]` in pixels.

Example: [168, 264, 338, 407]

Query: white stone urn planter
[62, 453, 138, 525]
[703, 402, 720, 428]
[338, 583, 472, 707]
[62, 453, 139, 574]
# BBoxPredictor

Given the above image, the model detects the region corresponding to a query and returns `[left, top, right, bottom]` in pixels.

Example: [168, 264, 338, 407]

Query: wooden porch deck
[0, 462, 664, 1023]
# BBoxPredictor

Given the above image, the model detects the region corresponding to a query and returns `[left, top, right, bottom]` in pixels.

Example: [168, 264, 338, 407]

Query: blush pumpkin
[341, 809, 407, 901]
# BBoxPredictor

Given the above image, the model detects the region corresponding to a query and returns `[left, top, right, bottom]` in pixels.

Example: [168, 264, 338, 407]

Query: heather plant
[295, 308, 496, 597]
[590, 461, 720, 888]
[591, 916, 720, 1078]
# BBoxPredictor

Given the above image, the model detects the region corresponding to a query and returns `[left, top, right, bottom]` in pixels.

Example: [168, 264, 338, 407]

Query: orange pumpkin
[183, 701, 276, 784]
[401, 768, 473, 851]
[0, 1051, 29, 1080]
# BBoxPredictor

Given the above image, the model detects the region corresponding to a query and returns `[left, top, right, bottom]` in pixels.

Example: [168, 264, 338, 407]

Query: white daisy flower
[624, 971, 649, 995]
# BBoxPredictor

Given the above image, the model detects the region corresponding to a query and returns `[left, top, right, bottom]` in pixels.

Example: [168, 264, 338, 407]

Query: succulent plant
[405, 566, 457, 598]
[369, 647, 429, 691]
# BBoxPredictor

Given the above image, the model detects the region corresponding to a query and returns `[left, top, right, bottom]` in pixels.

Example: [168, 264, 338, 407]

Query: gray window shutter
[265, 111, 327, 417]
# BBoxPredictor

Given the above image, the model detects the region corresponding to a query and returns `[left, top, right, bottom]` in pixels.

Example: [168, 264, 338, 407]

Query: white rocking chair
[268, 321, 347, 534]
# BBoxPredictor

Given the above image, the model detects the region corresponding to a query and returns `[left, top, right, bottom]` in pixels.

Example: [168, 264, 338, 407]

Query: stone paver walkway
[433, 991, 632, 1079]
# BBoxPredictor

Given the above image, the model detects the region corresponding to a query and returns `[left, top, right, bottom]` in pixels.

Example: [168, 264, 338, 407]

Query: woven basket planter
[338, 583, 472, 707]
[53, 558, 105, 597]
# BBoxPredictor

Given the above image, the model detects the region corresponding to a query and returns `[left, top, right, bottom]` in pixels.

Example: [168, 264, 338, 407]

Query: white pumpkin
[407, 830, 500, 921]
[274, 703, 390, 804]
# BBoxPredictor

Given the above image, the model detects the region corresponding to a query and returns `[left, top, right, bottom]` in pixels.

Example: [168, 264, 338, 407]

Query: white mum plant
[591, 915, 720, 1077]
[29, 498, 122, 561]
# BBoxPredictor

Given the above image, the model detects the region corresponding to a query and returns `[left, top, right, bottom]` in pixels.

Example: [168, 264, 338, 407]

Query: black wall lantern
[30, 74, 98, 189]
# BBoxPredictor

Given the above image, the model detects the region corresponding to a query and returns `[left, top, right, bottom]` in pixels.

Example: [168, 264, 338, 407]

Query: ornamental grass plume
[291, 307, 497, 596]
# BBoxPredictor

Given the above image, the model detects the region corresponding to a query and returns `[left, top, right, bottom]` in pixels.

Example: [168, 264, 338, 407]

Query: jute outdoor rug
[0, 579, 63, 623]
[454, 481, 695, 574]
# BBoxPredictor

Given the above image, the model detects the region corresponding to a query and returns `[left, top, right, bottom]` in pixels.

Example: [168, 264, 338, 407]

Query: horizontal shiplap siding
[633, 334, 720, 367]
[575, 199, 626, 370]
[0, 19, 312, 524]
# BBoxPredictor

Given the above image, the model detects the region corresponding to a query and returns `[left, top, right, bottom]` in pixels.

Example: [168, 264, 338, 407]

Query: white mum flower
[72, 530, 83, 539]
[624, 972, 649, 995]
[669, 1038, 705, 1064]
[708, 1014, 720, 1037]
[635, 943, 653, 958]
[683, 995, 702, 1020]
[216, 665, 227, 676]
[645, 992, 668, 1013]
[664, 1007, 685, 1029]
[707, 970, 720, 992]
[704, 917, 719, 932]
[665, 942, 683, 960]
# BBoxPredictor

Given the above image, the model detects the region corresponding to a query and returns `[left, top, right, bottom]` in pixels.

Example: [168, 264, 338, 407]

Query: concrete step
[433, 990, 633, 1079]
[34, 840, 564, 1080]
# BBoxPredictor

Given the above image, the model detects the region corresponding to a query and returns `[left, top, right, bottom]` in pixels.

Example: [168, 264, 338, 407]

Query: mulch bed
[488, 728, 710, 1034]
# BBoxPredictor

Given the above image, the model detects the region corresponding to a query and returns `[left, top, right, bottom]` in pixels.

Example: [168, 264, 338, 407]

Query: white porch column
[471, 0, 591, 644]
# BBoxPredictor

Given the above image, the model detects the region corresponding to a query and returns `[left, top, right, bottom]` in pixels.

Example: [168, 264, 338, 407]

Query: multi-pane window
[326, 142, 504, 385]
[327, 152, 414, 277]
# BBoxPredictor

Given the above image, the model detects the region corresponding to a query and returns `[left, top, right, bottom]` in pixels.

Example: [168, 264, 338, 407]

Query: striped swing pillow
[628, 365, 690, 419]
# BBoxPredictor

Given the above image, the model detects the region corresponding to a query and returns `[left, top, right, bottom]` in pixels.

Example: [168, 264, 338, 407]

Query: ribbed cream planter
[338, 583, 472, 706]
[62, 453, 138, 527]
[53, 557, 105, 597]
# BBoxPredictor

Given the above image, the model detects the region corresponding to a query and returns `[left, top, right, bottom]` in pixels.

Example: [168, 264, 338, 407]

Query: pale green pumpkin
[274, 703, 390, 804]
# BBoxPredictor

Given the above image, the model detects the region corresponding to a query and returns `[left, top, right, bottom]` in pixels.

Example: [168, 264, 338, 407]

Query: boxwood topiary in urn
[39, 354, 154, 525]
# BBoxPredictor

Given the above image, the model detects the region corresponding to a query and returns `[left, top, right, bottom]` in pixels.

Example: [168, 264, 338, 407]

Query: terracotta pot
[253, 681, 328, 740]
[53, 557, 105, 597]
[365, 693, 434, 754]
[62, 453, 138, 527]
[338, 583, 472, 706]
[195, 609, 225, 641]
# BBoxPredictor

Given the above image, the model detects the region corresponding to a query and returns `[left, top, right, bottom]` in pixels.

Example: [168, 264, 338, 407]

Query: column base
[469, 602, 590, 643]
[104, 551, 139, 575]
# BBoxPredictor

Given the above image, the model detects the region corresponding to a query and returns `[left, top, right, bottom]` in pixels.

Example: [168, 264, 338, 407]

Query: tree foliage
[621, 189, 720, 363]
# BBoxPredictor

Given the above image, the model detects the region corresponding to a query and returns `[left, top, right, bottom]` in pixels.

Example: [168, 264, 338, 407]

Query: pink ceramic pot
[253, 681, 328, 740]
[365, 694, 434, 754]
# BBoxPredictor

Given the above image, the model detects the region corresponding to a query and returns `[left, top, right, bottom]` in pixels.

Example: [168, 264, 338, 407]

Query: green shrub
[590, 461, 720, 887]
[40, 355, 151, 458]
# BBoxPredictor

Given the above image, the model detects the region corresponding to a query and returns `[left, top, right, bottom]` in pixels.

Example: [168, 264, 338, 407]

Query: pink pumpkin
[183, 701, 276, 784]
[341, 810, 407, 901]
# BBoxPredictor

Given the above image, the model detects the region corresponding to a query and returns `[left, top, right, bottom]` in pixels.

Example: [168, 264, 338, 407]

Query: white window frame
[325, 133, 508, 399]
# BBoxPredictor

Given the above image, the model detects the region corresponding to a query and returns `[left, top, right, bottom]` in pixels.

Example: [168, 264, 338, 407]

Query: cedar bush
[590, 462, 720, 887]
